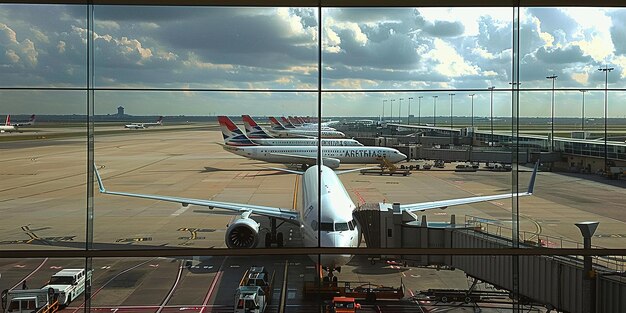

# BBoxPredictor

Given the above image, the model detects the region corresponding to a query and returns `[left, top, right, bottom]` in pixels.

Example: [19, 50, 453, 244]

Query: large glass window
[1, 3, 625, 313]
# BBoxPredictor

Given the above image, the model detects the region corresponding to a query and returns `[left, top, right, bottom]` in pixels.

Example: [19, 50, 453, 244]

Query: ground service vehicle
[234, 266, 275, 313]
[1, 269, 91, 313]
[325, 297, 361, 313]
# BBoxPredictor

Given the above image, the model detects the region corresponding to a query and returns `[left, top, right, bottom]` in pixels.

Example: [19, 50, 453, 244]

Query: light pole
[399, 98, 403, 124]
[546, 75, 558, 150]
[408, 97, 413, 125]
[579, 90, 587, 131]
[599, 65, 614, 174]
[469, 94, 476, 128]
[432, 96, 438, 126]
[382, 99, 387, 122]
[488, 86, 495, 144]
[449, 93, 455, 144]
[418, 96, 423, 125]
[390, 99, 394, 123]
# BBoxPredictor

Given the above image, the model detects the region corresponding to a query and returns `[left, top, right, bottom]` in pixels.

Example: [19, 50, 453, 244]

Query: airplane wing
[400, 162, 538, 213]
[94, 165, 299, 222]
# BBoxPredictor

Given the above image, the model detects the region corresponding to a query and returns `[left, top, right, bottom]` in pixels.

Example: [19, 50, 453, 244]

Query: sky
[1, 5, 626, 118]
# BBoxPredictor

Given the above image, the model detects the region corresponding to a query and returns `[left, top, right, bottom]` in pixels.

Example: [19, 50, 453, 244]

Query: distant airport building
[117, 106, 125, 117]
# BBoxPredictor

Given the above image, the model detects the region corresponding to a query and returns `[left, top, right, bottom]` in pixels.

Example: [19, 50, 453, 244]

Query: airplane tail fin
[5, 115, 10, 126]
[242, 115, 273, 139]
[288, 116, 301, 126]
[217, 116, 256, 146]
[156, 116, 163, 125]
[268, 117, 286, 130]
[281, 116, 296, 128]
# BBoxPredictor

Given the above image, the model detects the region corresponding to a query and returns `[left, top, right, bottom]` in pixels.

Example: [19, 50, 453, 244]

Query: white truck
[234, 266, 274, 313]
[2, 268, 92, 313]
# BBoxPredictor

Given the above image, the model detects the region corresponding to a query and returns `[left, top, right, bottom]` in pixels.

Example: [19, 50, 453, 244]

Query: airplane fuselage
[299, 165, 360, 268]
[250, 138, 362, 146]
[222, 145, 406, 166]
[270, 129, 345, 138]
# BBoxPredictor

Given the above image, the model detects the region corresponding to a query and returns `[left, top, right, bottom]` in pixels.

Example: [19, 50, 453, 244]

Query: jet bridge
[353, 203, 626, 313]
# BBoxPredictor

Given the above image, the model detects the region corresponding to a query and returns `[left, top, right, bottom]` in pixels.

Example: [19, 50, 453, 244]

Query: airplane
[268, 117, 345, 138]
[10, 114, 36, 127]
[0, 115, 17, 133]
[93, 162, 538, 280]
[284, 116, 336, 131]
[219, 117, 405, 168]
[124, 116, 163, 129]
[239, 115, 362, 146]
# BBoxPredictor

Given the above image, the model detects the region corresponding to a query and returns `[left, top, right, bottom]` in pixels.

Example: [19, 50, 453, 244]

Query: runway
[1, 126, 624, 312]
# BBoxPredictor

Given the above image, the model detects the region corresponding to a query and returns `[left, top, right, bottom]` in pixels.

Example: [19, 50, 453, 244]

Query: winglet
[527, 161, 539, 194]
[93, 164, 106, 193]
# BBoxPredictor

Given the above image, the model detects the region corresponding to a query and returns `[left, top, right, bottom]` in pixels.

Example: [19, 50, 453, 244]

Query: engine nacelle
[225, 215, 260, 248]
[322, 158, 341, 169]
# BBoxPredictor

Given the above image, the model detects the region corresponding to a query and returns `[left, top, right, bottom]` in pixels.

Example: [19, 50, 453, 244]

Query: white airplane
[220, 117, 405, 168]
[283, 116, 336, 131]
[124, 116, 163, 129]
[10, 114, 36, 127]
[238, 115, 362, 146]
[268, 117, 345, 138]
[0, 115, 17, 133]
[93, 162, 538, 279]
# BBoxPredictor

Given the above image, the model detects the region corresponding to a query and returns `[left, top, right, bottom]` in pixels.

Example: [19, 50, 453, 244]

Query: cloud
[424, 38, 479, 77]
[423, 20, 464, 37]
[535, 45, 592, 64]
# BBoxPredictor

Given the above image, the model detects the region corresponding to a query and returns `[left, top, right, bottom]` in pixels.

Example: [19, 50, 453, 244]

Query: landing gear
[264, 218, 285, 248]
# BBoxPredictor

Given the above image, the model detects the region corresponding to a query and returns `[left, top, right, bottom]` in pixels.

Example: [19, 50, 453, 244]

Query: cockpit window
[335, 222, 349, 231]
[320, 223, 334, 231]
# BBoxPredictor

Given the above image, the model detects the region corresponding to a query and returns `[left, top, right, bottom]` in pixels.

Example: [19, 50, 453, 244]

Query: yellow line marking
[292, 175, 300, 210]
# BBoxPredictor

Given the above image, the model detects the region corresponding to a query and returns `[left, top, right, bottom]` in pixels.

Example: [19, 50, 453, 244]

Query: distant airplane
[10, 114, 36, 127]
[0, 114, 35, 133]
[124, 116, 163, 129]
[240, 115, 361, 146]
[93, 161, 538, 280]
[269, 117, 345, 138]
[0, 115, 17, 133]
[219, 116, 405, 168]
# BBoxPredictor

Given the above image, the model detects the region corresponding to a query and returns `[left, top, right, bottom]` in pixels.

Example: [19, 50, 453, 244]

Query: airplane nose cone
[318, 232, 354, 268]
[397, 152, 407, 162]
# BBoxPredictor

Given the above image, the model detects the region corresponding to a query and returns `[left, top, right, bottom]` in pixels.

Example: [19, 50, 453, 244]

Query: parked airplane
[0, 114, 36, 133]
[93, 162, 538, 279]
[124, 116, 163, 129]
[10, 114, 36, 127]
[284, 116, 336, 130]
[269, 117, 345, 138]
[220, 117, 405, 168]
[0, 115, 17, 133]
[238, 115, 361, 146]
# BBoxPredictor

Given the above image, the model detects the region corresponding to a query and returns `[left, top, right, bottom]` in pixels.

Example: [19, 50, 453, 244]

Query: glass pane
[0, 90, 87, 251]
[0, 4, 87, 88]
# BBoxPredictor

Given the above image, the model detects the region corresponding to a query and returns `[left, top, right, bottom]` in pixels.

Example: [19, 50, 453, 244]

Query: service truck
[1, 268, 91, 313]
[234, 266, 275, 313]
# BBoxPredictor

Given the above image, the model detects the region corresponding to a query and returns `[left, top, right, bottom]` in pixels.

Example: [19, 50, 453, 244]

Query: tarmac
[0, 124, 624, 312]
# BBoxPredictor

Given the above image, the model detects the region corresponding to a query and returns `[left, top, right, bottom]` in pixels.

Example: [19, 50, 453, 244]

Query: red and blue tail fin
[5, 115, 10, 126]
[281, 116, 296, 128]
[242, 115, 273, 139]
[268, 116, 286, 130]
[217, 116, 256, 146]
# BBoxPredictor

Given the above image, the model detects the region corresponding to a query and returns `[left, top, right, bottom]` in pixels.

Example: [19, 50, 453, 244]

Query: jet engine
[225, 214, 260, 248]
[322, 158, 340, 169]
